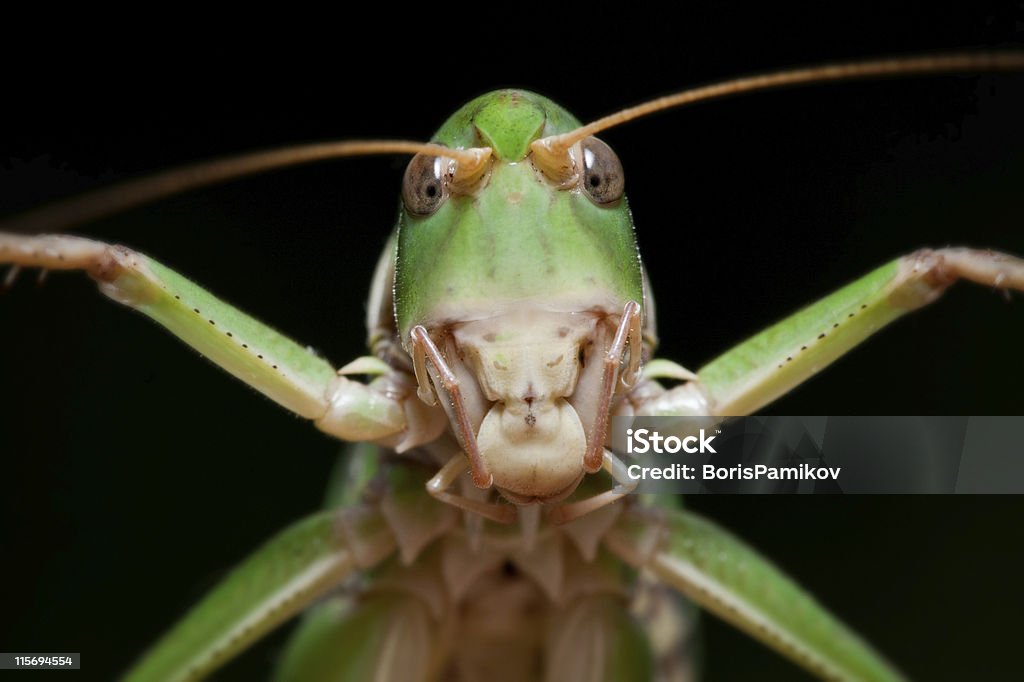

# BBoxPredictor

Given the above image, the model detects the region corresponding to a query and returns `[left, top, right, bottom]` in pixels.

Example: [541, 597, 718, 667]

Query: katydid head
[394, 90, 644, 338]
[395, 90, 647, 504]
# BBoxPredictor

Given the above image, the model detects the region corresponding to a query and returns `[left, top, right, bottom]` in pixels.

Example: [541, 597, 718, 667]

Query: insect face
[394, 90, 646, 503]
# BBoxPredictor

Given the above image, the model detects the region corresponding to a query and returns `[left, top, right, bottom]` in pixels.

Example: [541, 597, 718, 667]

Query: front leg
[0, 233, 442, 448]
[629, 247, 1024, 418]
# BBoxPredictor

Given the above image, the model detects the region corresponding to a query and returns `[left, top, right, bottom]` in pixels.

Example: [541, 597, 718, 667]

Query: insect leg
[123, 504, 397, 682]
[583, 301, 642, 473]
[547, 449, 638, 525]
[0, 233, 427, 446]
[634, 247, 1024, 418]
[424, 453, 516, 524]
[410, 325, 491, 488]
[276, 460, 457, 682]
[128, 452, 458, 681]
[604, 505, 907, 682]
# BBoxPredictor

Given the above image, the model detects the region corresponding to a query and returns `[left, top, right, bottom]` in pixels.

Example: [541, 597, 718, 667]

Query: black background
[2, 6, 1024, 681]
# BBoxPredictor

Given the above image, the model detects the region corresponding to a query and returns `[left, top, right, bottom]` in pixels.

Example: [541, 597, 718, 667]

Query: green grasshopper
[2, 53, 1023, 681]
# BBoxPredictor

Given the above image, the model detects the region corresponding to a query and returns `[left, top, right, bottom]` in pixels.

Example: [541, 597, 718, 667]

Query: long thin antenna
[2, 140, 488, 234]
[540, 52, 1024, 152]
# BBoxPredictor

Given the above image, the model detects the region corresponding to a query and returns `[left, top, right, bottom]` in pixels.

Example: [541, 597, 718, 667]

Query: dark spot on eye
[800, 346, 807, 351]
[818, 333, 826, 339]
[174, 294, 180, 300]
[860, 304, 867, 309]
[580, 137, 625, 204]
[242, 343, 248, 348]
[833, 323, 839, 329]
[258, 354, 264, 360]
[226, 332, 233, 337]
[273, 365, 278, 369]
[403, 154, 448, 216]
[193, 308, 200, 314]
[848, 312, 854, 318]
[786, 356, 792, 362]
[208, 319, 215, 325]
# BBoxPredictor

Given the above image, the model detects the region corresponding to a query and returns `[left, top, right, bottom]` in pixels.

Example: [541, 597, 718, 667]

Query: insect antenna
[533, 51, 1024, 162]
[1, 140, 490, 235]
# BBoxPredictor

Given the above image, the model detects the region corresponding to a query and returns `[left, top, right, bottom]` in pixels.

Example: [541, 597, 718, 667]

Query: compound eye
[580, 137, 624, 205]
[402, 154, 448, 216]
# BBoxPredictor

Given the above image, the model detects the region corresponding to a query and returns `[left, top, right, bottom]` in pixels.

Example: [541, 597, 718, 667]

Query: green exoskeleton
[2, 53, 1024, 681]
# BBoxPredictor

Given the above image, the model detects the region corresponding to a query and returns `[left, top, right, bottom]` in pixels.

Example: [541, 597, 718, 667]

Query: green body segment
[395, 90, 644, 338]
[545, 594, 655, 682]
[274, 592, 436, 682]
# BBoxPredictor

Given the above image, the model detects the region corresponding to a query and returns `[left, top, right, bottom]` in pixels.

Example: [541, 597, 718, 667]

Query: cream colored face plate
[453, 308, 596, 404]
[452, 308, 603, 501]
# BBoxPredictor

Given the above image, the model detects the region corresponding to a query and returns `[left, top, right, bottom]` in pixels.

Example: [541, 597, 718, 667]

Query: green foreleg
[0, 233, 428, 444]
[638, 248, 1024, 417]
